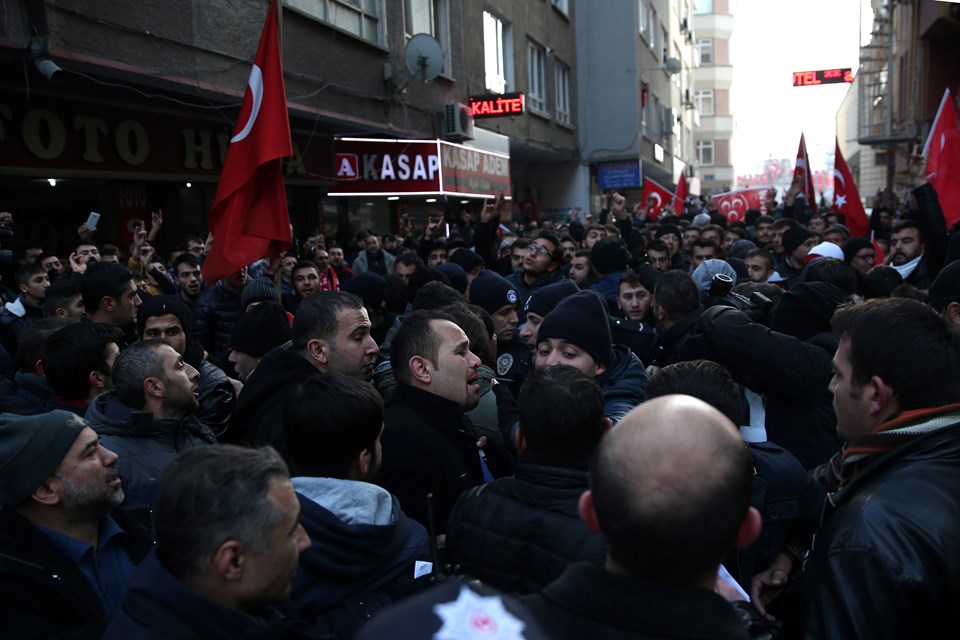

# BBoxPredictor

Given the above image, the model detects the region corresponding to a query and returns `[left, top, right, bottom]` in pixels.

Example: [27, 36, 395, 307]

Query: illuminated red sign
[469, 92, 525, 118]
[793, 68, 854, 87]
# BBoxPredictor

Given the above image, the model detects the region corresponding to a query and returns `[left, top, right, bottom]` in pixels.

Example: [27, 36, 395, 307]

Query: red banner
[923, 88, 960, 228]
[712, 188, 765, 222]
[832, 139, 869, 238]
[641, 177, 675, 221]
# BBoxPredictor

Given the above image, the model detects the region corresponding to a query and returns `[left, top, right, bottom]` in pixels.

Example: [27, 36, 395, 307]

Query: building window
[284, 0, 384, 47]
[551, 0, 569, 15]
[483, 11, 512, 93]
[639, 0, 648, 39]
[528, 40, 547, 113]
[875, 151, 886, 166]
[649, 9, 659, 53]
[694, 0, 713, 13]
[697, 139, 715, 166]
[555, 60, 571, 125]
[405, 0, 449, 74]
[696, 39, 713, 65]
[661, 25, 669, 62]
[651, 94, 662, 140]
[673, 44, 683, 87]
[695, 89, 714, 115]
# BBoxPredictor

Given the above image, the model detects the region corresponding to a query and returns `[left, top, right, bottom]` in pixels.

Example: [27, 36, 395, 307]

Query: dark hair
[890, 283, 927, 302]
[172, 253, 201, 273]
[804, 258, 858, 295]
[291, 291, 364, 351]
[35, 252, 59, 266]
[891, 219, 924, 243]
[732, 282, 784, 307]
[80, 262, 136, 313]
[293, 259, 319, 275]
[155, 445, 289, 580]
[396, 253, 423, 269]
[15, 317, 71, 373]
[654, 270, 700, 320]
[518, 365, 605, 456]
[744, 248, 774, 269]
[383, 274, 409, 313]
[832, 298, 960, 409]
[41, 322, 122, 400]
[444, 304, 495, 368]
[862, 265, 903, 299]
[618, 269, 643, 290]
[535, 230, 564, 265]
[111, 339, 169, 409]
[755, 215, 775, 226]
[412, 280, 462, 311]
[284, 374, 383, 478]
[14, 262, 46, 288]
[42, 277, 82, 317]
[772, 218, 797, 231]
[407, 267, 452, 304]
[645, 239, 668, 254]
[392, 309, 454, 386]
[646, 360, 743, 425]
[691, 238, 719, 253]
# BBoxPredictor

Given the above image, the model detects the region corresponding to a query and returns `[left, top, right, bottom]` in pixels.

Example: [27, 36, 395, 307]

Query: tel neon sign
[793, 68, 854, 87]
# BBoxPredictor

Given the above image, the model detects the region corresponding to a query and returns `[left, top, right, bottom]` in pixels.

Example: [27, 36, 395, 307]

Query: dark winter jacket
[506, 269, 564, 322]
[192, 283, 243, 358]
[104, 551, 318, 640]
[780, 414, 960, 639]
[226, 343, 319, 463]
[0, 371, 51, 415]
[700, 306, 841, 469]
[597, 344, 647, 424]
[0, 507, 152, 639]
[290, 477, 431, 635]
[196, 359, 236, 437]
[654, 306, 721, 368]
[590, 270, 625, 311]
[446, 462, 606, 594]
[522, 562, 750, 640]
[378, 383, 485, 534]
[86, 392, 217, 507]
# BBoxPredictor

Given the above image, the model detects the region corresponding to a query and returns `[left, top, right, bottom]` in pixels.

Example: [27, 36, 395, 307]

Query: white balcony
[697, 114, 734, 137]
[692, 13, 733, 39]
[694, 65, 733, 89]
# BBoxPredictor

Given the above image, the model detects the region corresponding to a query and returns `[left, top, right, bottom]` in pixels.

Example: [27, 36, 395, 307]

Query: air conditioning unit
[443, 103, 474, 141]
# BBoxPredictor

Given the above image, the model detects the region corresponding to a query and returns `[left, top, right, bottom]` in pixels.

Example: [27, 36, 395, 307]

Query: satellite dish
[404, 34, 444, 83]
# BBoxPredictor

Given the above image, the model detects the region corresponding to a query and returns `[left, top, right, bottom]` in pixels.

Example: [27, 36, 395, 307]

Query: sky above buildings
[730, 0, 873, 181]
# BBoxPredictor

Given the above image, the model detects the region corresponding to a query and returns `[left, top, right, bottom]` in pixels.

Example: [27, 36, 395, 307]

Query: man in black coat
[522, 396, 761, 639]
[776, 299, 960, 638]
[0, 411, 152, 638]
[227, 291, 379, 462]
[377, 309, 486, 535]
[446, 365, 607, 593]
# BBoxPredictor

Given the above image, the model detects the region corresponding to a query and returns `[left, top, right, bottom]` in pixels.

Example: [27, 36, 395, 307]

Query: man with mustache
[0, 411, 152, 637]
[888, 220, 935, 289]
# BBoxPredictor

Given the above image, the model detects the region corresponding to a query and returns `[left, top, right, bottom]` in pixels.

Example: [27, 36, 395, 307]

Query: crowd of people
[0, 172, 958, 639]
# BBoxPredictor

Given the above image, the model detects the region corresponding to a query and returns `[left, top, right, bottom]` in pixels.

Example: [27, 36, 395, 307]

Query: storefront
[326, 133, 512, 237]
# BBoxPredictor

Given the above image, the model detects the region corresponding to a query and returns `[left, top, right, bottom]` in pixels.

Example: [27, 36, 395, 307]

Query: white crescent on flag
[832, 168, 845, 189]
[650, 192, 662, 209]
[231, 64, 264, 143]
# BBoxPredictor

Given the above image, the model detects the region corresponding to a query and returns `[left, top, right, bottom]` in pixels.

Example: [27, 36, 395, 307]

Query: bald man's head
[584, 395, 756, 587]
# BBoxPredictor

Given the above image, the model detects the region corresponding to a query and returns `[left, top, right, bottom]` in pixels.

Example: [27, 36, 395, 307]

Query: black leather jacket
[780, 416, 960, 639]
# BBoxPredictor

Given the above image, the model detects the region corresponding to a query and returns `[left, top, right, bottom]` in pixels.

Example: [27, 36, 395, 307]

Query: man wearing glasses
[507, 231, 564, 323]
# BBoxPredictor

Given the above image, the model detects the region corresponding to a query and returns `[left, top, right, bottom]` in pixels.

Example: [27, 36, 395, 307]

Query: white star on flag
[835, 194, 847, 208]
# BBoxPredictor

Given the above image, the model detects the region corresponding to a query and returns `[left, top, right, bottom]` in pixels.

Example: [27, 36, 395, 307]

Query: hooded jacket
[289, 477, 431, 633]
[597, 344, 647, 424]
[0, 371, 51, 415]
[86, 392, 217, 507]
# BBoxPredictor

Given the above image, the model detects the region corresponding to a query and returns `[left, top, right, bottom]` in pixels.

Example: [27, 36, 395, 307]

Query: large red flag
[923, 88, 960, 227]
[674, 173, 688, 214]
[204, 0, 292, 285]
[642, 177, 675, 221]
[712, 187, 765, 222]
[793, 133, 818, 212]
[831, 140, 869, 238]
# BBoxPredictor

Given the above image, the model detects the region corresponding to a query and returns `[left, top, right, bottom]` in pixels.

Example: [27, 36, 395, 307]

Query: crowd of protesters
[0, 165, 958, 639]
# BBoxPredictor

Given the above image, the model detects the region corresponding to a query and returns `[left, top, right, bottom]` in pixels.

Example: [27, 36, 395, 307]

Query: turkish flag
[793, 133, 818, 212]
[712, 188, 764, 222]
[923, 88, 960, 227]
[674, 173, 688, 214]
[831, 140, 869, 238]
[642, 177, 675, 221]
[203, 0, 292, 285]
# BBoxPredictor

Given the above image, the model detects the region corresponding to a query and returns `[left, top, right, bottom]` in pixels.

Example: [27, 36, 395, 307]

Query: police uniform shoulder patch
[497, 353, 514, 376]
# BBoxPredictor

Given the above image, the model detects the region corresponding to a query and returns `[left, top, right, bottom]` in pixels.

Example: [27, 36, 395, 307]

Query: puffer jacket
[86, 392, 217, 507]
[597, 344, 647, 424]
[446, 461, 606, 594]
[192, 284, 243, 358]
